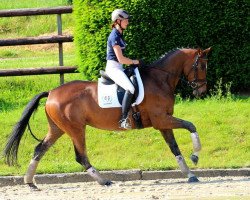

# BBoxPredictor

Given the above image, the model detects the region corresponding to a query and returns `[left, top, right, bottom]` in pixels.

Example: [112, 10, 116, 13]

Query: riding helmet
[111, 9, 130, 22]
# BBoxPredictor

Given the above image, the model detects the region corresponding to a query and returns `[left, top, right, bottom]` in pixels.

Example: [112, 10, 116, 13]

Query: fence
[0, 6, 78, 85]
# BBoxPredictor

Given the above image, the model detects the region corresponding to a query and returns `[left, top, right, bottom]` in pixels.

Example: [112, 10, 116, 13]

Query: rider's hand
[130, 59, 147, 69]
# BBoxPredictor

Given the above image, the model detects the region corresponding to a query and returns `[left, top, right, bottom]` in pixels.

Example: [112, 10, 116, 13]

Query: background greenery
[74, 0, 249, 95]
[0, 1, 249, 176]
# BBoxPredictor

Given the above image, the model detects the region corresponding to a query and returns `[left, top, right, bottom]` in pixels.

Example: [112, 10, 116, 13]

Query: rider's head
[111, 9, 130, 30]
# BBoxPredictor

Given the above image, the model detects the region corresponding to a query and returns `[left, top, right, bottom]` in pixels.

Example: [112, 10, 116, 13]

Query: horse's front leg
[151, 113, 201, 165]
[173, 117, 202, 165]
[160, 129, 199, 182]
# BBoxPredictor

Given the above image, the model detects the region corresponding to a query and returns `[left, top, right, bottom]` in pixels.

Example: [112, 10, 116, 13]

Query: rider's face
[120, 19, 129, 29]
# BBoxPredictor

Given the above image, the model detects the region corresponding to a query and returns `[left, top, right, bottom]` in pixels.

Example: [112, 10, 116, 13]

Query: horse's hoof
[190, 154, 199, 165]
[27, 183, 41, 191]
[188, 176, 199, 183]
[98, 179, 113, 186]
[104, 180, 113, 186]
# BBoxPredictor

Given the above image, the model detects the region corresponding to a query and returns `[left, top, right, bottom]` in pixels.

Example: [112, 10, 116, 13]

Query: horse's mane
[150, 48, 191, 68]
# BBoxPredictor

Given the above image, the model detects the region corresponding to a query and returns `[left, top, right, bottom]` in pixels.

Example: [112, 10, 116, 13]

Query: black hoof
[27, 183, 41, 191]
[190, 154, 199, 165]
[188, 176, 199, 183]
[104, 180, 113, 186]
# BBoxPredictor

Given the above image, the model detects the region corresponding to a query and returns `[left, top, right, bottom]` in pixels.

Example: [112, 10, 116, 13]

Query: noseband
[186, 55, 207, 91]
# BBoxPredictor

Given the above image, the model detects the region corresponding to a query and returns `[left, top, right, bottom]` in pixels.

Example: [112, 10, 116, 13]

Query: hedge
[73, 0, 249, 94]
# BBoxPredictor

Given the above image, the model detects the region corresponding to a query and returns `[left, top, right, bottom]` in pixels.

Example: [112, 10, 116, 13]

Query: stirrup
[119, 118, 132, 130]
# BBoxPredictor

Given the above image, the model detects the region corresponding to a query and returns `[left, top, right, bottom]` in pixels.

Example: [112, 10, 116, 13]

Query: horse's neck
[144, 50, 192, 94]
[159, 53, 186, 88]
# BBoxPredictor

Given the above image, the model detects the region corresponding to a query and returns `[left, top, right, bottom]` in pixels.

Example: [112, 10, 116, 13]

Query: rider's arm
[113, 45, 139, 65]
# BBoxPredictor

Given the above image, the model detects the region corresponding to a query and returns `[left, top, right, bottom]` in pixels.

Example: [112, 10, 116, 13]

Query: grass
[0, 96, 249, 176]
[0, 1, 249, 176]
[0, 0, 71, 9]
[0, 0, 74, 39]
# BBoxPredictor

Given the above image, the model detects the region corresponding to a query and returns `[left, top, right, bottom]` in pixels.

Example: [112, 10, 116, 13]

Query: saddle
[98, 67, 144, 129]
[99, 67, 139, 104]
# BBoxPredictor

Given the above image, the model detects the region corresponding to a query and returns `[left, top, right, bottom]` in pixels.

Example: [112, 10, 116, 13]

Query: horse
[3, 47, 211, 190]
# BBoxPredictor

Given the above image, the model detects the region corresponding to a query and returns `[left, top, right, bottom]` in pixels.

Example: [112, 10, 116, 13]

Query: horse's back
[45, 80, 98, 123]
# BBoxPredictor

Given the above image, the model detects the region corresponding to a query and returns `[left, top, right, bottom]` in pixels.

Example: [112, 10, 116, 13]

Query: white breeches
[105, 60, 135, 94]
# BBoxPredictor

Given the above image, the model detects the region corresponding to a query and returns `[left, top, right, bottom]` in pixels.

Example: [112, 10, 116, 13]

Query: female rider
[105, 9, 140, 129]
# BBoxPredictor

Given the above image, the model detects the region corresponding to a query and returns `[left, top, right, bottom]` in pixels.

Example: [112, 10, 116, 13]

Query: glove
[130, 59, 147, 69]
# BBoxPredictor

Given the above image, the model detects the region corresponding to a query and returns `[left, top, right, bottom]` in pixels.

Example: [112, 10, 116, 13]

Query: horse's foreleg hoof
[188, 176, 199, 183]
[27, 183, 41, 191]
[190, 154, 199, 165]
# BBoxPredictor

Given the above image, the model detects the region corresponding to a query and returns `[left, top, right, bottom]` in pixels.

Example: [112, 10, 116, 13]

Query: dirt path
[0, 176, 249, 200]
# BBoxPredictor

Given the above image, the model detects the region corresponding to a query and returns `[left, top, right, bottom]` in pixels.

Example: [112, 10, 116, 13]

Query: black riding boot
[120, 90, 134, 129]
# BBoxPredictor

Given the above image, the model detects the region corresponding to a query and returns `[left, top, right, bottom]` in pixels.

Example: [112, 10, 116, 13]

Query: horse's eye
[200, 62, 207, 70]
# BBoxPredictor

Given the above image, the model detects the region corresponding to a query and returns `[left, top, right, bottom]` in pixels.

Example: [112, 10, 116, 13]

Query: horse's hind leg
[160, 129, 199, 182]
[24, 117, 64, 190]
[66, 125, 112, 186]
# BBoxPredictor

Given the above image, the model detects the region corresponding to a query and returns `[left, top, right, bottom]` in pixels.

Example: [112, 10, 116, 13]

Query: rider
[105, 9, 140, 129]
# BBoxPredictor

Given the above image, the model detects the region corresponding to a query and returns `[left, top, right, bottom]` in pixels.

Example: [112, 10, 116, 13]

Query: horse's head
[184, 47, 211, 97]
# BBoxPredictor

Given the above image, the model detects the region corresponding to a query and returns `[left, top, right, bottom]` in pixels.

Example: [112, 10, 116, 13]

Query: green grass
[0, 0, 73, 39]
[0, 84, 249, 176]
[0, 1, 249, 176]
[0, 0, 70, 9]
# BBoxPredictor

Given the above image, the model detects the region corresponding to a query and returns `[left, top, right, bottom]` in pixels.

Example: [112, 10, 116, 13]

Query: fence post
[57, 13, 64, 85]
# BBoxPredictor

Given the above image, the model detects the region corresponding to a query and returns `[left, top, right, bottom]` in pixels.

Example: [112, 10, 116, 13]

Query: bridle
[185, 54, 208, 91]
[146, 53, 208, 92]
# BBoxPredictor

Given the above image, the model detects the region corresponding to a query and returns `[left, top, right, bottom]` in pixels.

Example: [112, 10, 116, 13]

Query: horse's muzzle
[193, 87, 207, 97]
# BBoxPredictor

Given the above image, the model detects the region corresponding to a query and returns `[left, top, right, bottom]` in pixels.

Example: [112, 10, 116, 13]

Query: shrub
[73, 0, 249, 94]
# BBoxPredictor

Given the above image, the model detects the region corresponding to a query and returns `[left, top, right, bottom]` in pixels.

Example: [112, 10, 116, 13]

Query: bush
[73, 0, 249, 94]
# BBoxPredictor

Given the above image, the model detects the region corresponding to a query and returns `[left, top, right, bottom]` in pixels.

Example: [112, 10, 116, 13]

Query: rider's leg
[120, 90, 134, 129]
[106, 63, 135, 129]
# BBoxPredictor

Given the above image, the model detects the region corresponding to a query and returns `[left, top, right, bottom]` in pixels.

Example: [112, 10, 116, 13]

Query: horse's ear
[197, 48, 202, 56]
[203, 47, 212, 55]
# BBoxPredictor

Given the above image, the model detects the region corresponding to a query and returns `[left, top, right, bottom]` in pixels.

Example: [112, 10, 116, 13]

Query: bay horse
[3, 47, 211, 190]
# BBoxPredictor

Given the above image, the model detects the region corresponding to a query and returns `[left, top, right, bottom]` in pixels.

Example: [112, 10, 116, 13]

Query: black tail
[3, 91, 49, 166]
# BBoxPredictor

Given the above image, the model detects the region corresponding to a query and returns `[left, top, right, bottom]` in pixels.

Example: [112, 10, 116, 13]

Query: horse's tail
[3, 91, 49, 166]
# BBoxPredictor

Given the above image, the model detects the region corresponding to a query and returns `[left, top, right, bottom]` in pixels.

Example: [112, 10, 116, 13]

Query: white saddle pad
[98, 68, 144, 108]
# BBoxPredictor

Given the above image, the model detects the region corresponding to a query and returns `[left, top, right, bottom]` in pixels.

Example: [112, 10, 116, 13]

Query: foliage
[73, 0, 249, 94]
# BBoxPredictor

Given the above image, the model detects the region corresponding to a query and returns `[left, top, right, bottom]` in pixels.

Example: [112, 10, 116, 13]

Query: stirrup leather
[119, 118, 132, 129]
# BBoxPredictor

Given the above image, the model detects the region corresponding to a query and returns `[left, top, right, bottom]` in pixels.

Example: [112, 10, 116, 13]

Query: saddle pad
[98, 68, 144, 108]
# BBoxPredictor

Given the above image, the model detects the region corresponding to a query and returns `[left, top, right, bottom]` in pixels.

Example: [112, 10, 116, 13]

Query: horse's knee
[183, 121, 196, 133]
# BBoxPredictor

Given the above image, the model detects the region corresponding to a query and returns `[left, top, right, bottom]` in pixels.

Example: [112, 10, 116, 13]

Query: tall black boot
[120, 90, 134, 129]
